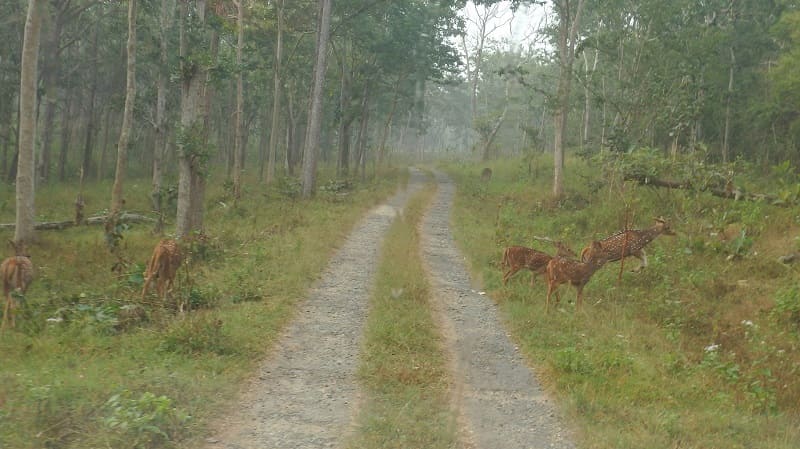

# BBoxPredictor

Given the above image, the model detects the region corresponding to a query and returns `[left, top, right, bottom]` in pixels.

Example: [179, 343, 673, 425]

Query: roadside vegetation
[348, 181, 458, 449]
[445, 154, 800, 449]
[0, 169, 403, 449]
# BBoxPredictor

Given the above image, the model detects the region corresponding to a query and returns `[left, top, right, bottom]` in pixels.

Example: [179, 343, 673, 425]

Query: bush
[102, 390, 191, 448]
[158, 313, 234, 355]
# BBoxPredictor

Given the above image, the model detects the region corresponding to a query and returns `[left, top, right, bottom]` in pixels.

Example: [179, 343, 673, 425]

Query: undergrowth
[0, 168, 403, 449]
[445, 155, 800, 449]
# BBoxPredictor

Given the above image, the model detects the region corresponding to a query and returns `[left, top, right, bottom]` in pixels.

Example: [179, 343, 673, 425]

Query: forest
[2, 0, 800, 448]
[2, 0, 800, 227]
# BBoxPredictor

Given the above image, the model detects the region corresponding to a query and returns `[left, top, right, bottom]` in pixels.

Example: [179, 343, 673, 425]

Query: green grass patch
[347, 182, 458, 449]
[0, 168, 404, 449]
[444, 156, 800, 449]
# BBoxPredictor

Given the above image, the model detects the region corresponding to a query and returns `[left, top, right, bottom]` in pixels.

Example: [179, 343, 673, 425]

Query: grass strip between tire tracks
[347, 182, 459, 449]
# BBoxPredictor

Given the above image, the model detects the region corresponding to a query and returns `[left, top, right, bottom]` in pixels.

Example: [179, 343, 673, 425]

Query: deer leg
[1, 294, 9, 330]
[504, 267, 519, 285]
[632, 250, 647, 272]
[575, 285, 585, 310]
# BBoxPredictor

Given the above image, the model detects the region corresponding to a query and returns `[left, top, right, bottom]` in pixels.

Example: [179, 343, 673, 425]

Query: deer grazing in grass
[501, 240, 576, 286]
[142, 239, 183, 306]
[1, 241, 34, 330]
[545, 240, 607, 312]
[581, 217, 675, 272]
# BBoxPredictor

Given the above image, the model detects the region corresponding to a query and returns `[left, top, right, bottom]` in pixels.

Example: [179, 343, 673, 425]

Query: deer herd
[1, 210, 673, 329]
[502, 217, 675, 312]
[0, 237, 185, 331]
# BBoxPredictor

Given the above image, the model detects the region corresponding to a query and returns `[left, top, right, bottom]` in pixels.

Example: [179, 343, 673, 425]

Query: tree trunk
[111, 0, 137, 216]
[152, 0, 172, 228]
[582, 47, 599, 148]
[722, 47, 734, 164]
[37, 6, 66, 184]
[552, 0, 586, 199]
[266, 0, 283, 185]
[301, 0, 332, 198]
[176, 0, 209, 238]
[482, 79, 509, 161]
[57, 89, 73, 181]
[285, 81, 298, 176]
[336, 62, 352, 177]
[355, 82, 370, 180]
[232, 0, 245, 199]
[377, 75, 403, 167]
[15, 0, 43, 245]
[80, 23, 99, 182]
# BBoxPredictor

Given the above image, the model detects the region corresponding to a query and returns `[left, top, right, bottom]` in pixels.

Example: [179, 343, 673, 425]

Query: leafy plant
[771, 285, 800, 328]
[103, 390, 191, 448]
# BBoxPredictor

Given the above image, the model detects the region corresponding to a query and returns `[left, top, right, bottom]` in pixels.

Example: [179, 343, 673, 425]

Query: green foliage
[175, 123, 212, 173]
[103, 390, 191, 448]
[771, 285, 800, 328]
[0, 169, 401, 448]
[158, 313, 233, 356]
[445, 158, 800, 449]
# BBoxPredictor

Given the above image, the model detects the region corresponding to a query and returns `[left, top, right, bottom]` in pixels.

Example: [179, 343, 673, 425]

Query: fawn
[581, 217, 675, 272]
[502, 241, 576, 286]
[141, 239, 183, 305]
[1, 241, 34, 330]
[546, 240, 606, 312]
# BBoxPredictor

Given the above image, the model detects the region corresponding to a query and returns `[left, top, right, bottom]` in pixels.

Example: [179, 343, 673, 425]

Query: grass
[0, 168, 404, 449]
[444, 155, 800, 449]
[346, 181, 458, 449]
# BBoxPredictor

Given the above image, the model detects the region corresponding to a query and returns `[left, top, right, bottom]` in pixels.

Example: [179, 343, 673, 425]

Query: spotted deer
[581, 217, 675, 272]
[545, 240, 606, 312]
[1, 241, 34, 330]
[501, 241, 576, 286]
[142, 239, 183, 304]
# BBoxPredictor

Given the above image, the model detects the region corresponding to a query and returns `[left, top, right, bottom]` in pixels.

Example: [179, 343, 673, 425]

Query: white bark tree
[14, 0, 43, 245]
[301, 0, 332, 198]
[111, 0, 137, 216]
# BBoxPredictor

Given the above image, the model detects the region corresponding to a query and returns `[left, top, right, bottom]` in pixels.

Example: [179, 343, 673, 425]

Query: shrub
[158, 313, 234, 355]
[102, 390, 191, 448]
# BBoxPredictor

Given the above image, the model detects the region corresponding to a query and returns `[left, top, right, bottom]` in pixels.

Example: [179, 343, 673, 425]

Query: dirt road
[205, 168, 575, 449]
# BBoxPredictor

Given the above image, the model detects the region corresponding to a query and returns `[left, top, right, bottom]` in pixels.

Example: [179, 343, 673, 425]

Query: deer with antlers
[501, 240, 576, 286]
[545, 240, 607, 312]
[1, 241, 34, 330]
[581, 217, 675, 272]
[141, 239, 183, 306]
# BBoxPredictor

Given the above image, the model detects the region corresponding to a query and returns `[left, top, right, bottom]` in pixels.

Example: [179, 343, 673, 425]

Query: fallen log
[624, 174, 782, 205]
[0, 213, 156, 231]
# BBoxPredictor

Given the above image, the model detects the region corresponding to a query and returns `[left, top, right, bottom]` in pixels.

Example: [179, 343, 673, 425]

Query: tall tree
[265, 0, 284, 185]
[151, 0, 174, 231]
[110, 0, 137, 216]
[15, 0, 43, 244]
[301, 0, 332, 198]
[232, 0, 246, 199]
[551, 0, 585, 198]
[176, 0, 211, 237]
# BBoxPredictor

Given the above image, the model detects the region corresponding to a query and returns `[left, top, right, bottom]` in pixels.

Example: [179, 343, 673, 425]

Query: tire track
[204, 169, 426, 449]
[420, 170, 576, 449]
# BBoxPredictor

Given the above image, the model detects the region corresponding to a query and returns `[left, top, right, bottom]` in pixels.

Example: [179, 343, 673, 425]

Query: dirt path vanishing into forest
[205, 168, 575, 449]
